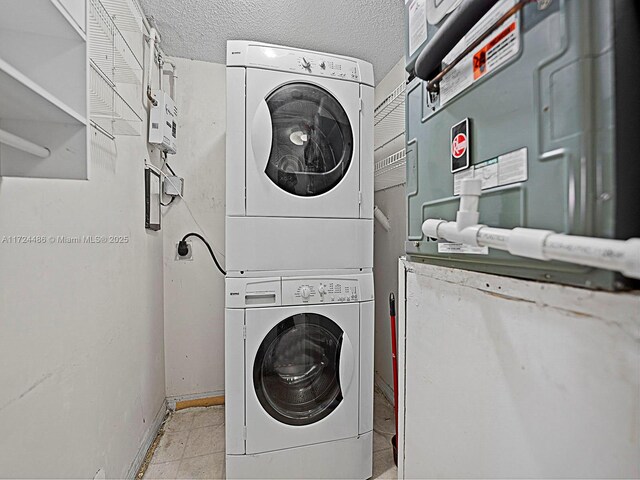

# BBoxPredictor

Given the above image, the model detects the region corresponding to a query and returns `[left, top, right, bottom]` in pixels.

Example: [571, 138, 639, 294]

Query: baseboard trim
[126, 399, 168, 479]
[166, 390, 225, 411]
[176, 395, 225, 410]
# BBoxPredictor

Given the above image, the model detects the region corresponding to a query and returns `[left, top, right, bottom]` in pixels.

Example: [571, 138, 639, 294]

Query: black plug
[177, 240, 189, 257]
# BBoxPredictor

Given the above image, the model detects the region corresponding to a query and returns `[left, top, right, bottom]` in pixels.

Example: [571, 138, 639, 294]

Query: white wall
[373, 57, 406, 400]
[162, 58, 226, 402]
[398, 261, 640, 479]
[0, 107, 165, 477]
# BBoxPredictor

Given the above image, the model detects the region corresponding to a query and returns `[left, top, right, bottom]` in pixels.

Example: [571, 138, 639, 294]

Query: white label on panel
[497, 147, 528, 185]
[454, 147, 527, 195]
[440, 0, 520, 105]
[408, 0, 428, 56]
[438, 243, 489, 255]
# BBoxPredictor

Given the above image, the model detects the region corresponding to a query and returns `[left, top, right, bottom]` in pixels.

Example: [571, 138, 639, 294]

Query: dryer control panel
[281, 275, 373, 305]
[226, 273, 375, 308]
[246, 45, 360, 81]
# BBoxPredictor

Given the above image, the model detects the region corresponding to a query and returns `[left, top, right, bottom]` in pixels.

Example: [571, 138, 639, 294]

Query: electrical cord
[179, 232, 226, 275]
[145, 160, 226, 267]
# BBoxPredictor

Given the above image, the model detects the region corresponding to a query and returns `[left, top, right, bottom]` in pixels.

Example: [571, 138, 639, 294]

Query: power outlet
[176, 241, 193, 261]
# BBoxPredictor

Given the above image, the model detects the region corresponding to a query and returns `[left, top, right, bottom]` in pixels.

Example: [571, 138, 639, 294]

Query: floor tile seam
[188, 422, 225, 432]
[178, 450, 226, 464]
[173, 428, 193, 462]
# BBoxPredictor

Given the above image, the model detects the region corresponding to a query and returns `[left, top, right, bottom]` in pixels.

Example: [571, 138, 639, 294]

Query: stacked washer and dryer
[224, 41, 375, 479]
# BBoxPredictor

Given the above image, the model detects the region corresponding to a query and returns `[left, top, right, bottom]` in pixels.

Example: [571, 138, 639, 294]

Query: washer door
[245, 303, 359, 454]
[264, 83, 353, 198]
[253, 313, 347, 426]
[245, 68, 361, 219]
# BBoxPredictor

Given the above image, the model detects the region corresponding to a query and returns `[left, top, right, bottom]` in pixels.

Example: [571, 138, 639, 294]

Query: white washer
[225, 272, 374, 479]
[226, 41, 374, 274]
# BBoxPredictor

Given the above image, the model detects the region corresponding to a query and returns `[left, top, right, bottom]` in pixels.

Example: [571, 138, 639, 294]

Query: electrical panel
[405, 0, 640, 290]
[149, 90, 177, 154]
[163, 175, 184, 196]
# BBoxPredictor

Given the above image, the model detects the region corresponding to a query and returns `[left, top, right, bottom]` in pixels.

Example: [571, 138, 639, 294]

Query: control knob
[318, 284, 327, 297]
[300, 286, 311, 300]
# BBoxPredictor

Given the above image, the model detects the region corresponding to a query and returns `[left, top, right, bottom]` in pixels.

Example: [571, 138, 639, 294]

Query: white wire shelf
[101, 0, 144, 64]
[374, 148, 406, 192]
[374, 81, 406, 151]
[89, 0, 143, 85]
[90, 61, 142, 136]
[101, 0, 144, 32]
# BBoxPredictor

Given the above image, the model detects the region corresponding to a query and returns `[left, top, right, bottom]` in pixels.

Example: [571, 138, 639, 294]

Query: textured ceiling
[138, 0, 404, 83]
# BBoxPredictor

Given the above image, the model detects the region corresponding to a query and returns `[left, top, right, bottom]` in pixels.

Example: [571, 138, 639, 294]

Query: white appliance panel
[359, 300, 375, 434]
[245, 68, 361, 219]
[226, 432, 373, 480]
[246, 44, 361, 82]
[359, 84, 374, 219]
[227, 40, 374, 87]
[226, 67, 246, 216]
[225, 308, 245, 454]
[225, 216, 373, 273]
[244, 303, 360, 454]
[225, 277, 281, 309]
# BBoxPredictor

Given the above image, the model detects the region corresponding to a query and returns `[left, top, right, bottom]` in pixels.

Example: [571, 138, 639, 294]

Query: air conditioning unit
[404, 0, 640, 290]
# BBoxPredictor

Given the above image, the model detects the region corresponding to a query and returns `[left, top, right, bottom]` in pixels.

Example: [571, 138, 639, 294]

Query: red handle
[389, 293, 399, 441]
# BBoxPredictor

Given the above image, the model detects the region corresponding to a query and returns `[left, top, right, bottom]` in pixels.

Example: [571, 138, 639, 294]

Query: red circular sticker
[452, 133, 467, 158]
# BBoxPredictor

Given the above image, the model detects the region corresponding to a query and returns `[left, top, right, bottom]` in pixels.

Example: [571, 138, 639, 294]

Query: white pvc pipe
[146, 27, 158, 106]
[543, 234, 640, 276]
[476, 227, 509, 249]
[374, 205, 391, 232]
[147, 27, 156, 89]
[431, 222, 640, 280]
[422, 179, 640, 280]
[163, 58, 178, 101]
[0, 128, 50, 158]
[140, 11, 168, 66]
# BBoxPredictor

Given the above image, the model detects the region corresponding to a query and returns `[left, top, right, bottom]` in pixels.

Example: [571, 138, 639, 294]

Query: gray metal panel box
[405, 0, 640, 290]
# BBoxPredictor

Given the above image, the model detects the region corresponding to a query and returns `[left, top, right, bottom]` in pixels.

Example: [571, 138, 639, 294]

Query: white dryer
[225, 272, 374, 479]
[226, 41, 374, 274]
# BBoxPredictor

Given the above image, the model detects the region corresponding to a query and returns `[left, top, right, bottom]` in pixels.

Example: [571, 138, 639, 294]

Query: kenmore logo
[229, 292, 240, 296]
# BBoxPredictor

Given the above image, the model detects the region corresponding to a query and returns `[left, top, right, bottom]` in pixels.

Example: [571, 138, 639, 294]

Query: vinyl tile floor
[143, 389, 397, 479]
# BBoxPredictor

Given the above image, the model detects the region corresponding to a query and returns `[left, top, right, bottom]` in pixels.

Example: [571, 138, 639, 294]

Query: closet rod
[0, 128, 50, 158]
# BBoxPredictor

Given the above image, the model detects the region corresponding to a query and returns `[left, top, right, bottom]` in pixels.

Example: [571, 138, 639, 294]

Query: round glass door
[253, 313, 344, 426]
[264, 83, 354, 197]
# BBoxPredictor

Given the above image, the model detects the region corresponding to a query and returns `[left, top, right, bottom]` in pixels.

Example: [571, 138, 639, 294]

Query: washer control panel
[283, 277, 360, 305]
[247, 45, 360, 81]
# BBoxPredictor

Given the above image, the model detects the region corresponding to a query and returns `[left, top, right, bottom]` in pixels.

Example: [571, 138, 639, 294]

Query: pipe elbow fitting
[422, 219, 446, 239]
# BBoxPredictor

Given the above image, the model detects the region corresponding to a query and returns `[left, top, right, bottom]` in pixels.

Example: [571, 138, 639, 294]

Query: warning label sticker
[437, 243, 489, 255]
[408, 0, 428, 56]
[454, 147, 528, 195]
[440, 0, 521, 106]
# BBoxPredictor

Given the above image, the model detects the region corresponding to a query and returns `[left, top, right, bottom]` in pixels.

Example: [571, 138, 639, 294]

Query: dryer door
[246, 68, 361, 218]
[245, 303, 359, 454]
